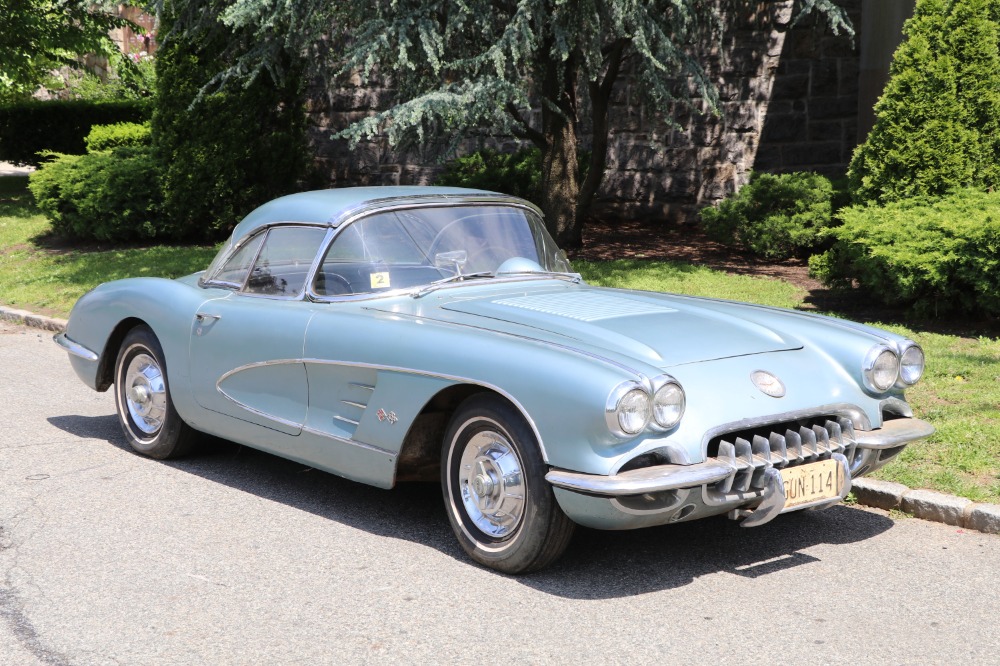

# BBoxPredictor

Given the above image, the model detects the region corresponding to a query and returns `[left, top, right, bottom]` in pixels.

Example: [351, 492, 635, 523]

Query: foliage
[849, 0, 1000, 204]
[66, 58, 157, 101]
[699, 172, 841, 260]
[809, 189, 1000, 317]
[435, 147, 589, 207]
[0, 99, 153, 166]
[214, 0, 852, 248]
[85, 122, 152, 152]
[152, 0, 308, 241]
[28, 146, 164, 241]
[0, 0, 135, 101]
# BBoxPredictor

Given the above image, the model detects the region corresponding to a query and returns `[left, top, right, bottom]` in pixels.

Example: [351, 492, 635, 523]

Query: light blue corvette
[55, 187, 935, 572]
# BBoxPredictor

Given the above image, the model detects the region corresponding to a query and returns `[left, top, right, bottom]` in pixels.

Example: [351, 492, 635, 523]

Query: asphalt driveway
[2, 321, 998, 664]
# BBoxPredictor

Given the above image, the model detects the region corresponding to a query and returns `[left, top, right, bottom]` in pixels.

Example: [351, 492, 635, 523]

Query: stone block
[966, 504, 1000, 534]
[808, 119, 843, 142]
[851, 478, 907, 511]
[760, 114, 807, 143]
[810, 60, 839, 96]
[808, 96, 858, 120]
[781, 141, 842, 167]
[770, 73, 809, 101]
[901, 489, 973, 527]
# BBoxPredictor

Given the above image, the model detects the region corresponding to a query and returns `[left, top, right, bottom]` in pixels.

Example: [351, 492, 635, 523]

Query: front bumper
[546, 417, 935, 530]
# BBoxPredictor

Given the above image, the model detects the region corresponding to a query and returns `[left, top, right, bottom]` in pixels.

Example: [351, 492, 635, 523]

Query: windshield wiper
[411, 271, 496, 298]
[499, 271, 582, 284]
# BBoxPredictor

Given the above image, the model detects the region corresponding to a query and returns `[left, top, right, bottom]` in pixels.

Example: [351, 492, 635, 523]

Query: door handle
[195, 313, 222, 322]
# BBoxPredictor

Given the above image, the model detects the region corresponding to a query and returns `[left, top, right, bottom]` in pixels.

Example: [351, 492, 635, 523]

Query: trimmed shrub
[809, 189, 1000, 317]
[84, 122, 151, 153]
[699, 172, 841, 260]
[849, 0, 1000, 204]
[0, 99, 153, 166]
[28, 146, 164, 241]
[153, 0, 308, 241]
[436, 148, 543, 204]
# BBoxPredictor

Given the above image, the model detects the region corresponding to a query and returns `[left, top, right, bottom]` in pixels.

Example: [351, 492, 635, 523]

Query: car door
[188, 225, 329, 436]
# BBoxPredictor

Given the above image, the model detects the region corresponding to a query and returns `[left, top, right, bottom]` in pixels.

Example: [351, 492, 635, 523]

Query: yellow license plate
[781, 459, 842, 509]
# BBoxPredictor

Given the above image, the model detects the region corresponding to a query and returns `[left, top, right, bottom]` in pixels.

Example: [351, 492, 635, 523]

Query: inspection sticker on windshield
[370, 272, 391, 289]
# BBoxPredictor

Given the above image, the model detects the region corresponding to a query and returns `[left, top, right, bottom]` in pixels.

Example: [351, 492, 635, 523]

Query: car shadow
[48, 414, 895, 599]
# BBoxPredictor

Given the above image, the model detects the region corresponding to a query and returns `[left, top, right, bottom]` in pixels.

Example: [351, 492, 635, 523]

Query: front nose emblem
[751, 370, 785, 398]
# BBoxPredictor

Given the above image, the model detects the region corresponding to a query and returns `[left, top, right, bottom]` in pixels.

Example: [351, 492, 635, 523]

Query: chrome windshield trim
[329, 195, 543, 229]
[545, 460, 735, 497]
[854, 418, 935, 449]
[53, 332, 99, 362]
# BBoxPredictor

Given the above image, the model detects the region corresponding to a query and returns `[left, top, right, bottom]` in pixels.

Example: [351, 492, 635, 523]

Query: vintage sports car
[55, 187, 935, 573]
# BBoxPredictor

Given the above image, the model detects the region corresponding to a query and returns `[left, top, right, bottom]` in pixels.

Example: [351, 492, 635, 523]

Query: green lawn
[2, 176, 997, 503]
[0, 176, 216, 316]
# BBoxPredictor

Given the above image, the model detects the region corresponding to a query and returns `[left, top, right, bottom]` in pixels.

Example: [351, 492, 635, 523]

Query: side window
[244, 226, 328, 297]
[213, 232, 265, 286]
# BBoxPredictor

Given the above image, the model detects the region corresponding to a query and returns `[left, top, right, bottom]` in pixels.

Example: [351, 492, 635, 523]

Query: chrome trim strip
[215, 386, 305, 431]
[299, 425, 396, 457]
[340, 400, 367, 410]
[216, 357, 552, 461]
[349, 382, 375, 392]
[545, 460, 735, 496]
[53, 332, 99, 362]
[854, 418, 935, 450]
[333, 415, 360, 427]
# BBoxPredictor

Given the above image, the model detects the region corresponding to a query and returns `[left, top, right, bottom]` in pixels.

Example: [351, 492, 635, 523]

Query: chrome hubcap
[458, 430, 525, 538]
[124, 353, 166, 435]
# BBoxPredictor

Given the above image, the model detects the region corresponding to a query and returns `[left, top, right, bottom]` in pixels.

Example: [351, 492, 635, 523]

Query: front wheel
[114, 325, 197, 459]
[442, 395, 574, 573]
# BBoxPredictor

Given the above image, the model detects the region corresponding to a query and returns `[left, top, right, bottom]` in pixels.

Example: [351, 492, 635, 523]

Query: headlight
[651, 376, 685, 430]
[864, 346, 899, 392]
[899, 344, 925, 385]
[606, 381, 651, 437]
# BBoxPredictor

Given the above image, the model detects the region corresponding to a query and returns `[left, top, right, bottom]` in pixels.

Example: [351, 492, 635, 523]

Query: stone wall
[305, 0, 862, 224]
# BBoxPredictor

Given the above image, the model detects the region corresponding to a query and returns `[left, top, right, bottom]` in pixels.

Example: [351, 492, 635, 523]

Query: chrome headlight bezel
[649, 374, 686, 431]
[897, 342, 925, 387]
[863, 345, 900, 393]
[605, 380, 651, 438]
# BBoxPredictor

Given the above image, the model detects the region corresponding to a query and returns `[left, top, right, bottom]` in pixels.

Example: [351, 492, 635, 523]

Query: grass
[0, 176, 215, 316]
[2, 175, 998, 503]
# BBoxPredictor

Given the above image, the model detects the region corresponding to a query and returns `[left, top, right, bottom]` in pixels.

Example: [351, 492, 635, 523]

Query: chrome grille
[707, 417, 858, 494]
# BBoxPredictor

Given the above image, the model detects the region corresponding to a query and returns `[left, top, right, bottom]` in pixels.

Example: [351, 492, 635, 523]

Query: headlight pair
[863, 342, 925, 393]
[606, 376, 685, 438]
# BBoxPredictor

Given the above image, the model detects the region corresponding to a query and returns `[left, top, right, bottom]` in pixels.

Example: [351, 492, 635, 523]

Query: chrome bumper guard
[53, 331, 99, 362]
[546, 417, 935, 526]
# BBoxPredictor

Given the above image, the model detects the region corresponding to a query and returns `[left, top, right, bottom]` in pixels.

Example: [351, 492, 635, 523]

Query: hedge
[0, 99, 153, 167]
[84, 122, 151, 153]
[809, 189, 1000, 317]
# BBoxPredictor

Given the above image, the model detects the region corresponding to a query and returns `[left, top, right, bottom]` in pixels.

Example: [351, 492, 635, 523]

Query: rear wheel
[442, 395, 574, 573]
[114, 325, 196, 459]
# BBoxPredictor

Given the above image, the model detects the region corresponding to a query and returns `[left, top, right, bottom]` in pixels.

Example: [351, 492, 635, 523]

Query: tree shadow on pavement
[48, 413, 895, 600]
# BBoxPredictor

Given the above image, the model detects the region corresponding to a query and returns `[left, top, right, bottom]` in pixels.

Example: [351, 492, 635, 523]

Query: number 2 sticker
[370, 272, 391, 289]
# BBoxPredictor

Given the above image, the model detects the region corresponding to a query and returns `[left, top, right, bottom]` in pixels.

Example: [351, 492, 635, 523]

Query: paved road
[2, 321, 998, 665]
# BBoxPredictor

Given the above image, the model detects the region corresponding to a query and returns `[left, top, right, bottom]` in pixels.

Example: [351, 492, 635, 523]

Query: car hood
[403, 287, 803, 367]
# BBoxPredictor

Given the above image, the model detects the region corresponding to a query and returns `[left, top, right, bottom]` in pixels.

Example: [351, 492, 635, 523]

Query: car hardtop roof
[230, 186, 527, 242]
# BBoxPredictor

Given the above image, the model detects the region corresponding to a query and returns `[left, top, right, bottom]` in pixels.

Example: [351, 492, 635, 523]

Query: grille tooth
[838, 417, 859, 463]
[750, 435, 772, 489]
[733, 437, 754, 492]
[786, 428, 803, 464]
[799, 426, 819, 460]
[812, 424, 832, 456]
[825, 420, 845, 454]
[717, 440, 737, 494]
[768, 432, 789, 467]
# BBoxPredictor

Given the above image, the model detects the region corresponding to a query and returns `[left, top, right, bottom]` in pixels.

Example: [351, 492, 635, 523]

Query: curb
[4, 305, 999, 537]
[852, 478, 1000, 535]
[0, 305, 67, 332]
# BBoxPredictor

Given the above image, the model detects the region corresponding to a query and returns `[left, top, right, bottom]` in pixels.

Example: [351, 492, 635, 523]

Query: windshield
[313, 205, 573, 297]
